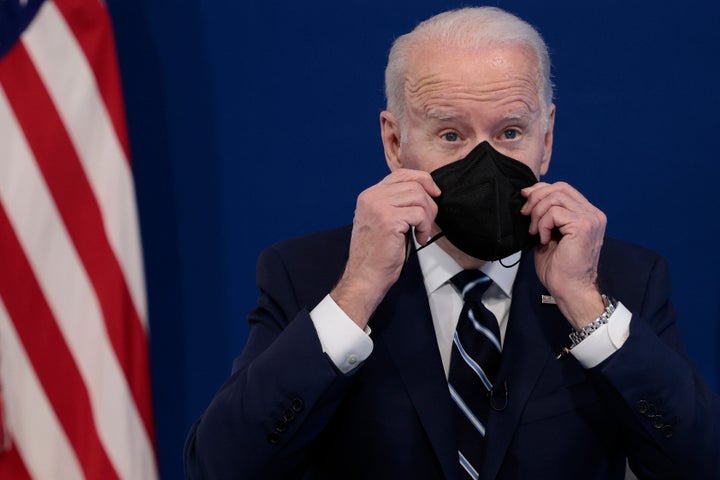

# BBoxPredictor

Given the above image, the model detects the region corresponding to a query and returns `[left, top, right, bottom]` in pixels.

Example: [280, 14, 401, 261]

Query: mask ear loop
[498, 254, 522, 268]
[416, 232, 445, 253]
[408, 231, 525, 269]
[405, 231, 445, 263]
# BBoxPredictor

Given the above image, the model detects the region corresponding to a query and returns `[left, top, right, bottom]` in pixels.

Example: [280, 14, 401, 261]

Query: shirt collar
[414, 239, 520, 298]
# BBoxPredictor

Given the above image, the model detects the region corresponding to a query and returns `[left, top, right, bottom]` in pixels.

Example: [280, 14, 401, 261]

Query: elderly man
[184, 7, 719, 479]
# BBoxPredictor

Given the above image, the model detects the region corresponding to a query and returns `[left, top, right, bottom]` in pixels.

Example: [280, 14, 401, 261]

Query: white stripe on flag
[0, 85, 156, 480]
[0, 299, 84, 480]
[23, 0, 148, 326]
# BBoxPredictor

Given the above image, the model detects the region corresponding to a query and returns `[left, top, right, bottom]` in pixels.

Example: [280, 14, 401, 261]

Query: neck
[430, 223, 486, 270]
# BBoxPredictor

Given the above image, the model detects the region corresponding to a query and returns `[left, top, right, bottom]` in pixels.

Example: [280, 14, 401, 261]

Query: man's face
[382, 42, 555, 178]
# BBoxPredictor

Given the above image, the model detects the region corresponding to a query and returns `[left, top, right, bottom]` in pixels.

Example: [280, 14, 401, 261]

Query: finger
[535, 204, 605, 245]
[521, 182, 553, 215]
[385, 182, 436, 209]
[370, 204, 435, 246]
[526, 183, 596, 235]
[404, 205, 437, 242]
[522, 181, 582, 206]
[526, 191, 579, 233]
[359, 184, 438, 238]
[521, 181, 550, 197]
[535, 206, 570, 244]
[375, 180, 439, 222]
[358, 181, 427, 213]
[387, 185, 438, 239]
[522, 182, 587, 216]
[382, 168, 441, 197]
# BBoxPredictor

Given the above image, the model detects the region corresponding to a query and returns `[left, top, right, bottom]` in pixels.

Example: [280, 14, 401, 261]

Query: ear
[380, 110, 403, 171]
[539, 104, 555, 177]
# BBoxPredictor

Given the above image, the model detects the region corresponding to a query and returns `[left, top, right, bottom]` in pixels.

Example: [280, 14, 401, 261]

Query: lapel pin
[541, 295, 556, 305]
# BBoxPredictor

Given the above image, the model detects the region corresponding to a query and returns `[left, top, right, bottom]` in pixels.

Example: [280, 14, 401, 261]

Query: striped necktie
[448, 270, 502, 480]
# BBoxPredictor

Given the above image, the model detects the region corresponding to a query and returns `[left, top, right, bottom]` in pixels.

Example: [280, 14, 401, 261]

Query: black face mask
[425, 141, 539, 261]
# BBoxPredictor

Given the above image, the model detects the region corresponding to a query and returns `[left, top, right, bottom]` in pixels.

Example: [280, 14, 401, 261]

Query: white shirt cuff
[570, 302, 632, 369]
[309, 294, 373, 373]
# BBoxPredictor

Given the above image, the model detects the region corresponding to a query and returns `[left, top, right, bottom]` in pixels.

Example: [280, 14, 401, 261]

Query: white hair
[384, 7, 553, 128]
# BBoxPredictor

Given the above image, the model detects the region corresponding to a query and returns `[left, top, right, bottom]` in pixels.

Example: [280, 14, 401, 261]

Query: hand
[521, 182, 607, 329]
[331, 169, 440, 328]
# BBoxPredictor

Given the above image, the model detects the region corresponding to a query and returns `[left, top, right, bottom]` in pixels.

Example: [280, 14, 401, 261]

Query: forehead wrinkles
[403, 43, 545, 118]
[405, 72, 542, 118]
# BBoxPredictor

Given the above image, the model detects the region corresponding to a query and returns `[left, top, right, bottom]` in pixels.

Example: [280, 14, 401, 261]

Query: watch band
[568, 294, 617, 348]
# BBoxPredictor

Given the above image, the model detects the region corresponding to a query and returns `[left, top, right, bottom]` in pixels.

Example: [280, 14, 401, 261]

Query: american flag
[0, 0, 157, 478]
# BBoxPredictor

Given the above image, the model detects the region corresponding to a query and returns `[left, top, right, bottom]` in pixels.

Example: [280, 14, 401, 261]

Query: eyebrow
[503, 112, 526, 120]
[426, 109, 532, 124]
[495, 108, 536, 126]
[426, 110, 458, 121]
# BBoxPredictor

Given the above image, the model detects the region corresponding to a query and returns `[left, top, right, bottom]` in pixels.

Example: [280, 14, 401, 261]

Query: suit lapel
[371, 253, 460, 480]
[368, 249, 572, 479]
[479, 251, 569, 479]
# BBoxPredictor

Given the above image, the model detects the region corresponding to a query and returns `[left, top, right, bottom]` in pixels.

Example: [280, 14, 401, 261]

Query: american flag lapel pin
[541, 295, 556, 304]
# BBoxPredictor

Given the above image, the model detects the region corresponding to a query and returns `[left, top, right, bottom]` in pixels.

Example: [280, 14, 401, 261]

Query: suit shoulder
[264, 225, 352, 263]
[256, 226, 352, 296]
[598, 237, 670, 302]
[600, 237, 665, 267]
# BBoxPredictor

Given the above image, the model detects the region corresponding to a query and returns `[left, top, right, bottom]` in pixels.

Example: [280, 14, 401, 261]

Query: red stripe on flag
[0, 444, 33, 480]
[0, 202, 119, 479]
[0, 42, 155, 442]
[52, 0, 131, 160]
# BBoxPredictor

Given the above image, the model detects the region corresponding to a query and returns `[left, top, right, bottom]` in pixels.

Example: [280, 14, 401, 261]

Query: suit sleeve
[183, 245, 354, 479]
[593, 254, 720, 478]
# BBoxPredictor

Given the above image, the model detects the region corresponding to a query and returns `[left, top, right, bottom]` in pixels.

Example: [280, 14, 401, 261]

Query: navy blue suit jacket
[184, 226, 720, 479]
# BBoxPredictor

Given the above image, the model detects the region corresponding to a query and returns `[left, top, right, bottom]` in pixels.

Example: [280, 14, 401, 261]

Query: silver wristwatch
[568, 294, 617, 349]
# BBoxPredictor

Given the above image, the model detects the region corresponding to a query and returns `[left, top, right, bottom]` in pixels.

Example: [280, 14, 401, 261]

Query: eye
[503, 129, 520, 140]
[441, 131, 460, 142]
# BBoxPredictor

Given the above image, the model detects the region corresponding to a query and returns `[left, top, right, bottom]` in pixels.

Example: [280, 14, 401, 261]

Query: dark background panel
[105, 1, 720, 478]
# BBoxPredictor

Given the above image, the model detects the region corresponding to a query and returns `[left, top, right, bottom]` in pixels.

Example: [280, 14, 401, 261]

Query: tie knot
[450, 270, 491, 302]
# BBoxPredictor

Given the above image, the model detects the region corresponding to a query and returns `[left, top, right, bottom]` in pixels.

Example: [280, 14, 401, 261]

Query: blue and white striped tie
[448, 270, 502, 480]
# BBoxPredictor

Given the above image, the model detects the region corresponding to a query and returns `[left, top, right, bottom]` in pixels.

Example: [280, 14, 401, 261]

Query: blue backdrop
[104, 1, 720, 478]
